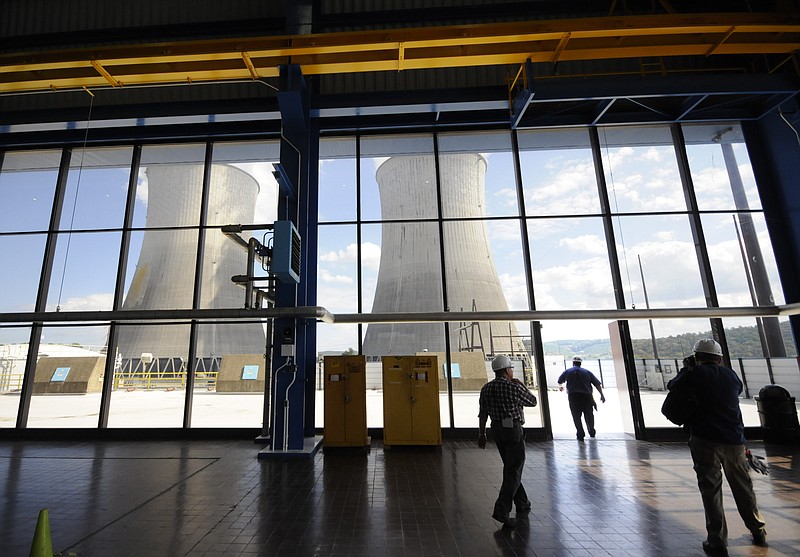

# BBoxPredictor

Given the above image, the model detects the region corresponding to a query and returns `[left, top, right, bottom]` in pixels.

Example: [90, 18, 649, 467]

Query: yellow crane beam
[1, 13, 798, 94]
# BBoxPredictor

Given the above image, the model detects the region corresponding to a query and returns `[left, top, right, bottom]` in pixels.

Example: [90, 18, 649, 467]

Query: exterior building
[363, 154, 526, 358]
[116, 163, 266, 361]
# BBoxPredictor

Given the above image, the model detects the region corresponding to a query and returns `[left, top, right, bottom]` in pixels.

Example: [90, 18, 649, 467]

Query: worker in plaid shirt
[478, 354, 537, 528]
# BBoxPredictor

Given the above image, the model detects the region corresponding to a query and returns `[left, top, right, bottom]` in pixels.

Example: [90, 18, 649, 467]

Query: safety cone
[29, 508, 53, 557]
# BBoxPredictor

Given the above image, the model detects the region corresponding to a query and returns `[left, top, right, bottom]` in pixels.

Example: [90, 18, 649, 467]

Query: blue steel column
[271, 64, 311, 450]
[742, 106, 800, 355]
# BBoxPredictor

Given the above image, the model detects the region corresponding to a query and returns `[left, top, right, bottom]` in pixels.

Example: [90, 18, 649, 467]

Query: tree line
[542, 321, 796, 359]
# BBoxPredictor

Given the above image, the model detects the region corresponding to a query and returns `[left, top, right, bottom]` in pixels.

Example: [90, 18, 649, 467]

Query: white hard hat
[491, 354, 512, 371]
[572, 356, 582, 363]
[693, 338, 723, 357]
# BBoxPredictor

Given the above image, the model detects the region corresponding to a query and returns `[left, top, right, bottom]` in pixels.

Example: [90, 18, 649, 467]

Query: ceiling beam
[1, 13, 798, 95]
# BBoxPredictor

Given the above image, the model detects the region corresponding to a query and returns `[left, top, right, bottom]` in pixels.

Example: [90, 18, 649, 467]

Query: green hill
[538, 320, 796, 359]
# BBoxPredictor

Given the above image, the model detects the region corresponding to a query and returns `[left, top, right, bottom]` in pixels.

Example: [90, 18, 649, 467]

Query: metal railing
[634, 356, 800, 399]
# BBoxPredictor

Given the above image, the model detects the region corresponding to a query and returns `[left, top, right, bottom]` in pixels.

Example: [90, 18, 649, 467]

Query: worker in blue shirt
[557, 356, 605, 440]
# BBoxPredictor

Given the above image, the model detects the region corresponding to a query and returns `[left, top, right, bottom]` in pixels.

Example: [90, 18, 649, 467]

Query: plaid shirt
[478, 377, 537, 425]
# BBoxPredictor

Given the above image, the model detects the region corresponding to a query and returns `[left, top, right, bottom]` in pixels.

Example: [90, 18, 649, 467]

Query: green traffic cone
[29, 508, 53, 557]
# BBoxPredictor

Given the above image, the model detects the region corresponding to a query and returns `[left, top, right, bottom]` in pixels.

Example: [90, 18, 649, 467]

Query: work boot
[702, 541, 728, 557]
[491, 512, 517, 528]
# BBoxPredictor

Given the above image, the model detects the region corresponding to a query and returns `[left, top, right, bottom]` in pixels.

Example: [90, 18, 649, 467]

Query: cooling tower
[116, 163, 266, 359]
[362, 154, 526, 357]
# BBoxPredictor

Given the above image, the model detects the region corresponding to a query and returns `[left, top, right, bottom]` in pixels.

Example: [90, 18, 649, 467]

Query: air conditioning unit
[272, 220, 301, 284]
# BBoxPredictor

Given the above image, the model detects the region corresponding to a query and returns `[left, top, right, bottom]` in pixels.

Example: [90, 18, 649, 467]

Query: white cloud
[316, 323, 360, 353]
[488, 220, 522, 243]
[318, 269, 353, 285]
[136, 170, 149, 204]
[361, 242, 382, 270]
[643, 147, 663, 161]
[559, 234, 606, 255]
[492, 187, 518, 209]
[528, 159, 598, 215]
[498, 272, 528, 310]
[50, 293, 114, 312]
[319, 242, 381, 271]
[532, 256, 616, 310]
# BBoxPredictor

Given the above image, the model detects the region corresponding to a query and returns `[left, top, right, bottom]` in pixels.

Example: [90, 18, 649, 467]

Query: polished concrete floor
[1, 437, 798, 557]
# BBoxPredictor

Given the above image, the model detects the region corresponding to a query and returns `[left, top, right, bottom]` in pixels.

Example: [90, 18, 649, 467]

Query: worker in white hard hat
[478, 354, 538, 529]
[557, 356, 605, 441]
[667, 339, 767, 556]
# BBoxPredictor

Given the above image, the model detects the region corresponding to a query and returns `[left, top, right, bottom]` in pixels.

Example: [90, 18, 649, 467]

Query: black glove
[745, 449, 769, 475]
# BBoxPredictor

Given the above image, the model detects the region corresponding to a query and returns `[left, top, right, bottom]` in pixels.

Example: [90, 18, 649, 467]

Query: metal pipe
[271, 357, 292, 450]
[2, 304, 795, 326]
[0, 306, 334, 324]
[282, 357, 298, 452]
[779, 302, 800, 316]
[334, 306, 784, 324]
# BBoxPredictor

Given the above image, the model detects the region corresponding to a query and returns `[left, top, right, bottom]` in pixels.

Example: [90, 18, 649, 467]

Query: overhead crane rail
[1, 13, 798, 95]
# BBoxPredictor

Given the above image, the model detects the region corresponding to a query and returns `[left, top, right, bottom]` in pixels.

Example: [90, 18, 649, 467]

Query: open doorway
[537, 320, 627, 440]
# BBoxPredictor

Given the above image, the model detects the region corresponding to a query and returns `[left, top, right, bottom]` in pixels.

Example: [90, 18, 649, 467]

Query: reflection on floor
[1, 437, 798, 556]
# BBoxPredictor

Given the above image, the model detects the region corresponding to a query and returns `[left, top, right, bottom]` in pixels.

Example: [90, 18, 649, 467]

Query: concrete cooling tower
[362, 153, 526, 358]
[116, 163, 266, 359]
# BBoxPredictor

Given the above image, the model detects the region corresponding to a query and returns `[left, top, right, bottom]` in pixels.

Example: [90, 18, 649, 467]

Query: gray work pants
[491, 421, 530, 519]
[688, 435, 766, 547]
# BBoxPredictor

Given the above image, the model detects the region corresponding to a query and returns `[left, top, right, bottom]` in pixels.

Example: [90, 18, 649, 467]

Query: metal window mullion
[356, 134, 364, 353]
[99, 144, 142, 428]
[183, 142, 214, 428]
[512, 128, 552, 438]
[671, 124, 730, 361]
[432, 133, 455, 429]
[589, 126, 627, 310]
[590, 126, 648, 439]
[17, 147, 72, 428]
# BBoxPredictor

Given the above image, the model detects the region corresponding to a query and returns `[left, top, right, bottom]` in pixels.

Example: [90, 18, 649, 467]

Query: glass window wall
[318, 138, 357, 223]
[0, 120, 796, 435]
[0, 150, 62, 233]
[27, 325, 109, 428]
[108, 323, 189, 428]
[598, 125, 686, 214]
[46, 231, 122, 312]
[0, 234, 47, 313]
[189, 322, 267, 428]
[527, 217, 616, 310]
[59, 147, 133, 231]
[612, 214, 707, 309]
[0, 325, 31, 426]
[518, 128, 600, 216]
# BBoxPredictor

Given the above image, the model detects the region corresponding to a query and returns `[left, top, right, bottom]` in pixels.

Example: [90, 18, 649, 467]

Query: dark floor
[1, 436, 798, 557]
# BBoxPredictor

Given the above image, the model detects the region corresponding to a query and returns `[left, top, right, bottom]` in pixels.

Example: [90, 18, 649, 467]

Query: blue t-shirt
[667, 363, 745, 445]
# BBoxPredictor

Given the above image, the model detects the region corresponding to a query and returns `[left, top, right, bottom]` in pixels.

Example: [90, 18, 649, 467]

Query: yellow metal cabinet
[323, 355, 369, 447]
[382, 355, 441, 446]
